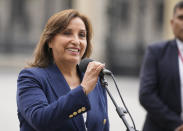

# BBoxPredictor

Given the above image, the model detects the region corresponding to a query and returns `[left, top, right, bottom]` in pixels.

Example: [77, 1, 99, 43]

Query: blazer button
[81, 107, 86, 112]
[103, 119, 107, 125]
[73, 112, 77, 116]
[69, 114, 73, 118]
[78, 109, 82, 113]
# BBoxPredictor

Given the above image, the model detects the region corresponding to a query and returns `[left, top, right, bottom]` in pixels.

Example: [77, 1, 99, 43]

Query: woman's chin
[68, 57, 80, 64]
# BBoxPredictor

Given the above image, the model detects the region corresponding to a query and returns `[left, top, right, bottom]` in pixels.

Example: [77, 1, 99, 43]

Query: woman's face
[49, 17, 87, 65]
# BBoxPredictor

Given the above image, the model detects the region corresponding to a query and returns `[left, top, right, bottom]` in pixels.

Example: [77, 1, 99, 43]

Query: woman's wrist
[83, 87, 87, 95]
[81, 84, 89, 95]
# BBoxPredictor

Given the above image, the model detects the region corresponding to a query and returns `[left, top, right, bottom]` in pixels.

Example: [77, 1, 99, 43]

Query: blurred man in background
[139, 1, 183, 131]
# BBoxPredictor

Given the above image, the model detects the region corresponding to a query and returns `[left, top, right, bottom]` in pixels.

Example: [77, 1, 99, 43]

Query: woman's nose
[71, 35, 80, 45]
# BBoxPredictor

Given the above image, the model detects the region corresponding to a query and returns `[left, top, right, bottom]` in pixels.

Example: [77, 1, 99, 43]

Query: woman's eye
[63, 31, 71, 35]
[178, 15, 183, 20]
[79, 32, 86, 38]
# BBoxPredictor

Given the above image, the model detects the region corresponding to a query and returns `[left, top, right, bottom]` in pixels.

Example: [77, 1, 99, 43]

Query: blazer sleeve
[17, 68, 91, 131]
[139, 45, 183, 130]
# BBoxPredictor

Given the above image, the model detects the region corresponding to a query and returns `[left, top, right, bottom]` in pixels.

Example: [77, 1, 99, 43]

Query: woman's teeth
[67, 48, 79, 52]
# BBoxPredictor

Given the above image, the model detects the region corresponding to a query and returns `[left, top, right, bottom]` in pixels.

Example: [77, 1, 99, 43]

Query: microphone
[79, 59, 137, 131]
[79, 58, 112, 76]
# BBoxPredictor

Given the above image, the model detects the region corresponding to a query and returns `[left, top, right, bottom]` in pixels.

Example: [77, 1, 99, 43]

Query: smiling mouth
[67, 48, 80, 53]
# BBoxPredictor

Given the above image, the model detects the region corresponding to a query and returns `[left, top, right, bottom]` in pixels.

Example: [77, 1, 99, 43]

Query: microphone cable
[109, 73, 137, 130]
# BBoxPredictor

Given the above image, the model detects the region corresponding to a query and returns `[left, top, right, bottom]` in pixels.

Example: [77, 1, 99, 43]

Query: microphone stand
[100, 76, 137, 131]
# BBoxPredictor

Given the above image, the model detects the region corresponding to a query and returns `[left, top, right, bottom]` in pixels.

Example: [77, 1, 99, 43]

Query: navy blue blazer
[139, 39, 183, 131]
[17, 63, 109, 131]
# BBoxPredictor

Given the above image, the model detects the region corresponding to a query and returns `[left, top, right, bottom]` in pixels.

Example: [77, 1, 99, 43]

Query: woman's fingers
[81, 61, 105, 94]
[87, 61, 105, 74]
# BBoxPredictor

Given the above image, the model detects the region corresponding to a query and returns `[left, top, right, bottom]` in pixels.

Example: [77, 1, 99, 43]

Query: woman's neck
[56, 61, 80, 89]
[55, 60, 77, 75]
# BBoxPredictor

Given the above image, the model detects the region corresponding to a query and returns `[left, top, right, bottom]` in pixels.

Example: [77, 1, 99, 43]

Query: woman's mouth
[67, 48, 80, 52]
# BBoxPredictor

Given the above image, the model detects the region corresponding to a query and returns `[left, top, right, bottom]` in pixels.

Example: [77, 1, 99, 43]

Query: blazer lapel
[45, 64, 86, 131]
[170, 40, 180, 86]
[170, 40, 181, 109]
[45, 63, 70, 98]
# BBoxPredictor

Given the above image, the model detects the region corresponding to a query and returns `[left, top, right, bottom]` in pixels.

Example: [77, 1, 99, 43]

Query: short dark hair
[173, 1, 183, 14]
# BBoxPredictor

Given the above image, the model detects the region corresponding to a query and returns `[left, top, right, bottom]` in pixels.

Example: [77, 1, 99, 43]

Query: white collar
[176, 39, 183, 52]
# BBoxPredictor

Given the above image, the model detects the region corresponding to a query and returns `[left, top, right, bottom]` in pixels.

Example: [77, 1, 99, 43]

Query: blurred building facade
[0, 0, 180, 75]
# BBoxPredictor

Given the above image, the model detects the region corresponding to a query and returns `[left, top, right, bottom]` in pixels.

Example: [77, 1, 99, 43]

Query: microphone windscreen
[79, 58, 93, 73]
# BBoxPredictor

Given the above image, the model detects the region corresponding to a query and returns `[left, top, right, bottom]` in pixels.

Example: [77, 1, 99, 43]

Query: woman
[17, 9, 109, 131]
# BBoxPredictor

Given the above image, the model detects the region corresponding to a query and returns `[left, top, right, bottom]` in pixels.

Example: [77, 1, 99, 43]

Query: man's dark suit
[139, 39, 183, 131]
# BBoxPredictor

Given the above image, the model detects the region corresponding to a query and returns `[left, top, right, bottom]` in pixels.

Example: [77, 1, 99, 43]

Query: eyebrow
[80, 29, 87, 32]
[64, 28, 86, 32]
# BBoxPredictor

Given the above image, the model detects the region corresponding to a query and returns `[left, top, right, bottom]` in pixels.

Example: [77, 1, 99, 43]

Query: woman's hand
[81, 61, 105, 95]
